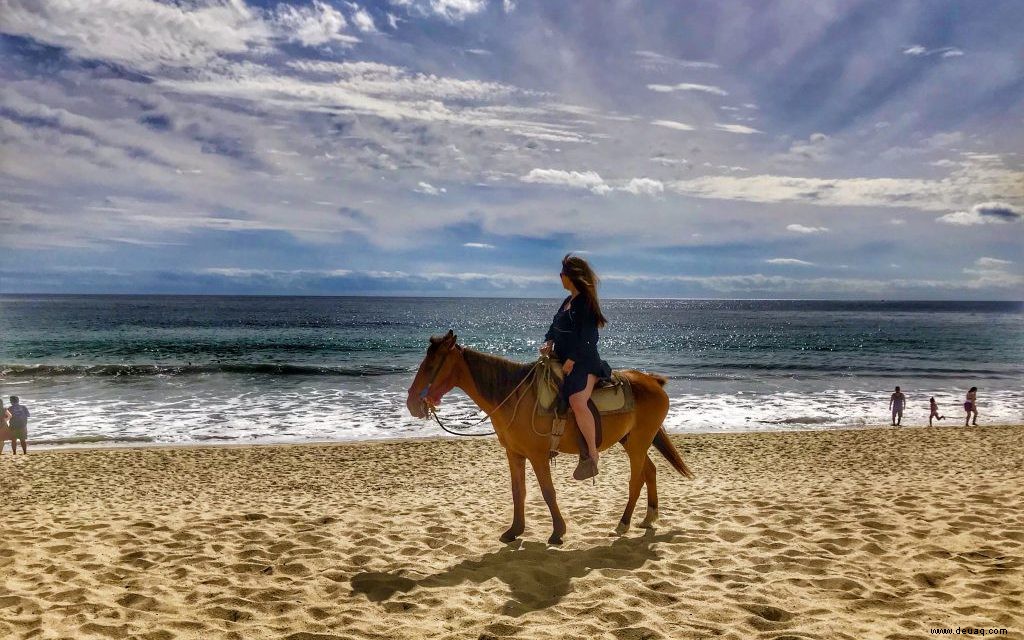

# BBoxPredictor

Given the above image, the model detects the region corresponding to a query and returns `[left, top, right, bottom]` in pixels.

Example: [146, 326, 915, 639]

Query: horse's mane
[461, 348, 535, 405]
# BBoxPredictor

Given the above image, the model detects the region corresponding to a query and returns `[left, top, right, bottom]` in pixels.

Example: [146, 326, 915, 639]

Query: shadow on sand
[350, 529, 685, 616]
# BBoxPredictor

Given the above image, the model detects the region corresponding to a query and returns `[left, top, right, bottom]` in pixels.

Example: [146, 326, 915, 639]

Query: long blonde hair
[562, 254, 607, 328]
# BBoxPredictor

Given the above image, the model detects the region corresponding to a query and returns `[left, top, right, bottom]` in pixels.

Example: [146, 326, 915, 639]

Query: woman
[540, 255, 612, 481]
[964, 387, 978, 426]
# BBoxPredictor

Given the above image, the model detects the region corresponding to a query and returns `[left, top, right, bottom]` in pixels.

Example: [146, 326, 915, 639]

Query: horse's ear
[445, 329, 454, 339]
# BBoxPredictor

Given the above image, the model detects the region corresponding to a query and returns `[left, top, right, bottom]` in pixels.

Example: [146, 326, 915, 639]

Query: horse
[406, 330, 694, 545]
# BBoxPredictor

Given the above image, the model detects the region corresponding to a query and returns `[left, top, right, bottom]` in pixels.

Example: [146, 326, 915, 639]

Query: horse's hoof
[615, 521, 630, 536]
[499, 530, 521, 543]
[639, 510, 659, 529]
[547, 534, 563, 546]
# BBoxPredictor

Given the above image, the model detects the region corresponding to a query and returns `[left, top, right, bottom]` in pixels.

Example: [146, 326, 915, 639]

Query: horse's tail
[653, 427, 695, 479]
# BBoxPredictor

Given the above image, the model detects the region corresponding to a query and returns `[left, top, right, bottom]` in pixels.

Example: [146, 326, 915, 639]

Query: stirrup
[549, 418, 566, 458]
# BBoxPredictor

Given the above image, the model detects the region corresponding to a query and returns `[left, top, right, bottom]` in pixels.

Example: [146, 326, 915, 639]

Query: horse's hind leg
[529, 455, 566, 545]
[615, 440, 648, 535]
[500, 451, 527, 543]
[639, 455, 659, 528]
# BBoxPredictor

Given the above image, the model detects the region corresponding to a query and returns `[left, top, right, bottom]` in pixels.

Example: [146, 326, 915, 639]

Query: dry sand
[1, 425, 1022, 640]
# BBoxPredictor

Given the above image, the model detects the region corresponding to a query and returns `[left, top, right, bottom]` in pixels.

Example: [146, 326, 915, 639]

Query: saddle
[536, 357, 635, 460]
[535, 357, 634, 416]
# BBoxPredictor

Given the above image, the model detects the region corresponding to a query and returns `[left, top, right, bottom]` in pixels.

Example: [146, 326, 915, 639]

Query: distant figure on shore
[929, 397, 945, 427]
[5, 396, 29, 454]
[964, 387, 978, 426]
[889, 386, 906, 426]
[0, 399, 12, 454]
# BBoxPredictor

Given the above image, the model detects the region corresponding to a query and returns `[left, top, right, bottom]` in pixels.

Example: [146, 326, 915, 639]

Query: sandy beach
[1, 425, 1022, 640]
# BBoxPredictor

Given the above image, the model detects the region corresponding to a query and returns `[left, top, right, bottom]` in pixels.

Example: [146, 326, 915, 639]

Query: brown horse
[406, 330, 694, 545]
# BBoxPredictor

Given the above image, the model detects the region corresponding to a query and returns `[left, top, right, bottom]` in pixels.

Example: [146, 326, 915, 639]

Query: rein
[424, 355, 544, 437]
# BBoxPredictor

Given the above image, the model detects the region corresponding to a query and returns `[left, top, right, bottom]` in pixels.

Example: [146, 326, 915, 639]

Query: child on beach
[964, 387, 978, 426]
[929, 397, 945, 426]
[889, 386, 906, 426]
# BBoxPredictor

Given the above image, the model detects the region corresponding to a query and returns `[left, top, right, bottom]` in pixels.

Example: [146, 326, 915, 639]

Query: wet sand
[1, 425, 1022, 639]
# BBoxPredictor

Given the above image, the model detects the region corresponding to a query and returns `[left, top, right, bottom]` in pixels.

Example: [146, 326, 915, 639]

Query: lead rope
[426, 359, 544, 437]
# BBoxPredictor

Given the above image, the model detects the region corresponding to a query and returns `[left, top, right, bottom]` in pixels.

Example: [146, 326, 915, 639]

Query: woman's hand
[539, 341, 553, 356]
[562, 359, 574, 374]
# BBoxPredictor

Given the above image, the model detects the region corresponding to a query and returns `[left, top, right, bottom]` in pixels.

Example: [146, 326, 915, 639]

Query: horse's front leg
[529, 455, 566, 545]
[500, 450, 527, 543]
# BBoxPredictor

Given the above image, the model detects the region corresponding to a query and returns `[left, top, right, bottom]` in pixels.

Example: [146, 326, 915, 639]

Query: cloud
[463, 242, 495, 249]
[975, 257, 1012, 268]
[349, 6, 377, 32]
[0, 0, 359, 71]
[780, 132, 833, 162]
[651, 119, 695, 132]
[903, 45, 965, 58]
[274, 1, 357, 46]
[647, 83, 728, 96]
[415, 181, 446, 195]
[962, 257, 1023, 290]
[632, 51, 718, 69]
[714, 123, 761, 134]
[425, 0, 486, 21]
[669, 157, 1024, 212]
[786, 224, 829, 234]
[520, 169, 611, 194]
[937, 201, 1023, 225]
[621, 178, 664, 196]
[766, 258, 814, 266]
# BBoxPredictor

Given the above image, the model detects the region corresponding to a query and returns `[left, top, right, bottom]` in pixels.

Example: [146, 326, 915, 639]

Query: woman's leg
[569, 374, 599, 461]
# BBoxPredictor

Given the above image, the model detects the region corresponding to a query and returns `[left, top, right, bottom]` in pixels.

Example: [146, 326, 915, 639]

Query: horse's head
[407, 329, 464, 418]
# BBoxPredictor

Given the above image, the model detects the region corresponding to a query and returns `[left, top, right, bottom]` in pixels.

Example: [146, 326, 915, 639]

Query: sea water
[1, 296, 1021, 446]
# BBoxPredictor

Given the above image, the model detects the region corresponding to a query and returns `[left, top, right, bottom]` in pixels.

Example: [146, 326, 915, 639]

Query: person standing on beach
[929, 397, 945, 427]
[964, 387, 978, 426]
[889, 386, 906, 426]
[0, 399, 14, 454]
[6, 396, 29, 454]
[540, 254, 612, 481]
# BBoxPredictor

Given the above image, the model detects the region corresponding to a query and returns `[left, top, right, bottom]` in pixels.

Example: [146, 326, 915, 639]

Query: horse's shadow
[350, 529, 684, 616]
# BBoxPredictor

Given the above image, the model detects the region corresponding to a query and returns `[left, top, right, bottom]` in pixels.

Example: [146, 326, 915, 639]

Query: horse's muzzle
[406, 389, 428, 418]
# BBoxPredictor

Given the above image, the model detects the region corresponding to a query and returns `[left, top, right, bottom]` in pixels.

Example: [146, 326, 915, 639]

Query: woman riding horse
[540, 255, 612, 481]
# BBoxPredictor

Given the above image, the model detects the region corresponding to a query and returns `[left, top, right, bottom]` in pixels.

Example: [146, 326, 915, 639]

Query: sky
[1, 0, 1022, 298]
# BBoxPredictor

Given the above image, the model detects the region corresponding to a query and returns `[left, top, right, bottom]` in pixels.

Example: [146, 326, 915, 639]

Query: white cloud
[890, 219, 907, 225]
[975, 257, 1012, 268]
[349, 6, 377, 32]
[669, 158, 1024, 212]
[427, 0, 486, 21]
[0, 0, 274, 69]
[651, 119, 695, 132]
[787, 224, 829, 234]
[938, 201, 1023, 225]
[632, 51, 718, 69]
[621, 178, 664, 196]
[275, 1, 357, 46]
[903, 45, 965, 58]
[463, 242, 495, 249]
[766, 258, 814, 266]
[714, 123, 762, 134]
[415, 181, 446, 195]
[647, 83, 728, 96]
[520, 169, 611, 195]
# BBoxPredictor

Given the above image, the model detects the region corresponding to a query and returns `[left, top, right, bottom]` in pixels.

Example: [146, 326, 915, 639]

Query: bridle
[417, 342, 458, 402]
[416, 341, 545, 437]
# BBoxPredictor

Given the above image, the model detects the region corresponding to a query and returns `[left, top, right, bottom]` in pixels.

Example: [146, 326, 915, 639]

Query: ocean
[1, 295, 1021, 447]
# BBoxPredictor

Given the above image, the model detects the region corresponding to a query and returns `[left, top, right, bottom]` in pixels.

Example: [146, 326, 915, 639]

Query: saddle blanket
[536, 358, 634, 416]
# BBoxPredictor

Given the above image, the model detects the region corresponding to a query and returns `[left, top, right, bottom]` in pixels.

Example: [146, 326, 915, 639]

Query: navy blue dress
[544, 293, 612, 400]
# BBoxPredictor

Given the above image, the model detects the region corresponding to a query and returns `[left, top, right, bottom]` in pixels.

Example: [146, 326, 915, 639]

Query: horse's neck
[460, 349, 533, 409]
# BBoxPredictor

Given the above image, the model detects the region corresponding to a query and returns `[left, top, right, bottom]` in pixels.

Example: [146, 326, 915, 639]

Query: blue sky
[1, 0, 1022, 298]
